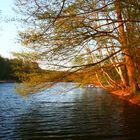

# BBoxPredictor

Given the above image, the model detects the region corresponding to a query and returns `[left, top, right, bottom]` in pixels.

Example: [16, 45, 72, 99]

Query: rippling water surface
[0, 83, 140, 140]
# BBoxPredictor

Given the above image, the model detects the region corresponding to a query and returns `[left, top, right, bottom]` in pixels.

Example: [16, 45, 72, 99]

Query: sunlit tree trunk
[114, 0, 139, 93]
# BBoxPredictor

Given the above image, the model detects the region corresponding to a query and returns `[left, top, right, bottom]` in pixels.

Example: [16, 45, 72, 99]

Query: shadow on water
[0, 83, 140, 140]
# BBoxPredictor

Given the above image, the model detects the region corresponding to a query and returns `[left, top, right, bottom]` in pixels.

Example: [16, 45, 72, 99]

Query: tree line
[0, 56, 15, 81]
[0, 55, 41, 82]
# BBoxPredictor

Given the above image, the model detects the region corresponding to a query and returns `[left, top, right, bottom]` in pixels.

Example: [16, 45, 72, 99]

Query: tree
[114, 0, 140, 93]
[15, 0, 140, 94]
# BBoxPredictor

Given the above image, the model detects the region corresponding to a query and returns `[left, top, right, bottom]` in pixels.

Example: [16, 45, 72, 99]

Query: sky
[0, 0, 22, 58]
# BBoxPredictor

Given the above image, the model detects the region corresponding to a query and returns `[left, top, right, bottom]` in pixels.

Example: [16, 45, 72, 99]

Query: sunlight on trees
[14, 0, 140, 94]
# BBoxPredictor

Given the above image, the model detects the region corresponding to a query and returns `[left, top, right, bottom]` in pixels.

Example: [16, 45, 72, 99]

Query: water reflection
[0, 83, 140, 139]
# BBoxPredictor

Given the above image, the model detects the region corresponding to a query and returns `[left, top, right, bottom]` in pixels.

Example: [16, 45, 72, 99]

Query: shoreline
[108, 89, 140, 107]
[0, 80, 16, 83]
[1, 81, 140, 106]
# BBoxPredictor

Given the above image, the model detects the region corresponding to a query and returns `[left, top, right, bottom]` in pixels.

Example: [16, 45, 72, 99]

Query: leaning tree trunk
[114, 0, 139, 93]
[102, 0, 127, 88]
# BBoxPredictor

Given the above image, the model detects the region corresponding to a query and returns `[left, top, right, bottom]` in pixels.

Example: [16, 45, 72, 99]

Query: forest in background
[0, 56, 17, 81]
[0, 55, 41, 82]
[0, 55, 74, 83]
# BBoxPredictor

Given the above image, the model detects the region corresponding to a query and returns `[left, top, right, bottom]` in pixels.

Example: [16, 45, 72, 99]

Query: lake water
[0, 83, 140, 140]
